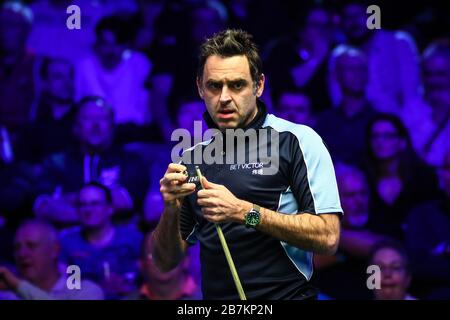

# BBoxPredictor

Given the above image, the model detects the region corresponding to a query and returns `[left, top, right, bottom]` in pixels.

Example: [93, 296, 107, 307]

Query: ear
[196, 77, 204, 99]
[255, 74, 265, 98]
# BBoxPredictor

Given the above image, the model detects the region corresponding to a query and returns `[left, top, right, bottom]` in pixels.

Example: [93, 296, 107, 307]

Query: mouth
[217, 109, 236, 120]
[18, 261, 33, 271]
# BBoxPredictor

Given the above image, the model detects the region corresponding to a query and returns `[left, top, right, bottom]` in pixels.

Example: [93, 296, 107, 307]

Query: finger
[167, 163, 187, 173]
[202, 177, 218, 189]
[197, 189, 217, 198]
[162, 183, 196, 194]
[197, 197, 217, 207]
[163, 173, 188, 185]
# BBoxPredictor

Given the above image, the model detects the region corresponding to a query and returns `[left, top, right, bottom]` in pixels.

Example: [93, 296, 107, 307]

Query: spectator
[329, 1, 421, 115]
[402, 40, 450, 167]
[405, 148, 450, 299]
[363, 114, 438, 240]
[275, 91, 316, 128]
[60, 182, 143, 299]
[28, 0, 138, 65]
[148, 1, 226, 140]
[314, 164, 385, 299]
[76, 14, 152, 126]
[316, 46, 378, 165]
[0, 219, 104, 300]
[17, 57, 77, 163]
[126, 233, 201, 300]
[369, 240, 416, 300]
[33, 96, 150, 227]
[266, 5, 334, 113]
[0, 2, 36, 133]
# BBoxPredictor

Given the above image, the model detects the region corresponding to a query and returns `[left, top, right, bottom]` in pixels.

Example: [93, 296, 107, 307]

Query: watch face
[246, 210, 260, 227]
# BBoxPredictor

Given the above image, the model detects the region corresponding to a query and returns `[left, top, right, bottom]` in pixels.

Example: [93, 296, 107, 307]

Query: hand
[0, 266, 20, 291]
[160, 163, 196, 208]
[197, 177, 251, 224]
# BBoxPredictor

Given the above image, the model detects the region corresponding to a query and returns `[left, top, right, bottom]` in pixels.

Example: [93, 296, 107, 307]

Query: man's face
[341, 4, 369, 43]
[372, 248, 410, 300]
[370, 120, 406, 160]
[14, 225, 58, 283]
[277, 93, 312, 125]
[45, 60, 74, 102]
[339, 173, 369, 228]
[197, 55, 264, 130]
[75, 101, 114, 151]
[94, 30, 126, 70]
[336, 54, 368, 95]
[78, 185, 113, 230]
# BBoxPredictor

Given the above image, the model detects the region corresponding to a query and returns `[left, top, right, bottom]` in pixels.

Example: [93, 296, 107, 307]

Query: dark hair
[80, 182, 113, 204]
[197, 29, 263, 85]
[95, 14, 136, 45]
[39, 56, 74, 80]
[365, 113, 415, 180]
[76, 95, 114, 118]
[366, 113, 412, 154]
[369, 239, 411, 273]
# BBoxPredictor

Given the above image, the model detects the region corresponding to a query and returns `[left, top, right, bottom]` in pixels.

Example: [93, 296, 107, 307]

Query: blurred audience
[275, 91, 316, 128]
[316, 45, 378, 165]
[329, 1, 421, 115]
[405, 148, 450, 299]
[76, 14, 152, 126]
[363, 114, 438, 240]
[60, 183, 142, 299]
[17, 57, 76, 163]
[402, 40, 450, 167]
[0, 219, 104, 300]
[314, 164, 385, 299]
[266, 5, 334, 113]
[126, 233, 201, 300]
[33, 96, 150, 227]
[28, 0, 138, 65]
[0, 2, 36, 134]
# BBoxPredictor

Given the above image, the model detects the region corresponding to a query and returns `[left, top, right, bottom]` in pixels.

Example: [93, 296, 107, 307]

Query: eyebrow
[205, 78, 249, 86]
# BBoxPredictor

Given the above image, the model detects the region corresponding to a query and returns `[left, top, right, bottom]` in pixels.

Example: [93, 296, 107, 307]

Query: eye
[231, 82, 246, 90]
[233, 83, 242, 90]
[207, 82, 222, 90]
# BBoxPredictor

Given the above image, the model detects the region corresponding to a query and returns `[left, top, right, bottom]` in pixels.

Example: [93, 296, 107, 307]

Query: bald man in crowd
[0, 219, 104, 300]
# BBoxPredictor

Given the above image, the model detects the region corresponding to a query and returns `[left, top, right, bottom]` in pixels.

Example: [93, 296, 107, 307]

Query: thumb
[202, 176, 218, 189]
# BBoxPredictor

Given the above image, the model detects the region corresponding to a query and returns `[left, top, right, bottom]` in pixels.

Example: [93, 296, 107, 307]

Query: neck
[33, 269, 60, 292]
[341, 94, 366, 117]
[86, 223, 115, 247]
[378, 157, 399, 177]
[146, 275, 187, 300]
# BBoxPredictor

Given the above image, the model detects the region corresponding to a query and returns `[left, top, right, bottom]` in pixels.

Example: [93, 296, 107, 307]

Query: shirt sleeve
[289, 126, 343, 215]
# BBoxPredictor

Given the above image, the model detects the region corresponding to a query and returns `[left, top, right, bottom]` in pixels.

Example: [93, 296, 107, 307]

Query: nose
[219, 85, 232, 104]
[15, 245, 30, 260]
